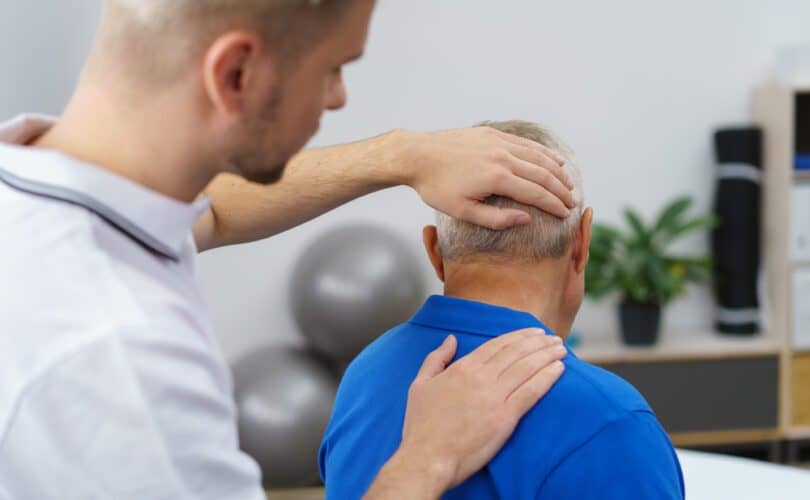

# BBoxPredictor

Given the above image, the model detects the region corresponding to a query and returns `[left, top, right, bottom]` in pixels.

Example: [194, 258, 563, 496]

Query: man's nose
[326, 77, 347, 111]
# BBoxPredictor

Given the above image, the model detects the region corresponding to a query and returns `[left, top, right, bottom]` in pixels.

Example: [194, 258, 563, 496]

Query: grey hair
[437, 120, 584, 261]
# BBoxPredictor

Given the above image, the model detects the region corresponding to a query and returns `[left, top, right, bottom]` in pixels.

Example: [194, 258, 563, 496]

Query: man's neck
[443, 260, 574, 338]
[31, 77, 216, 203]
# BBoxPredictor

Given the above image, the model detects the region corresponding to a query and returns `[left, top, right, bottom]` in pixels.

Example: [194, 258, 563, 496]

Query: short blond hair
[437, 120, 584, 261]
[99, 0, 351, 81]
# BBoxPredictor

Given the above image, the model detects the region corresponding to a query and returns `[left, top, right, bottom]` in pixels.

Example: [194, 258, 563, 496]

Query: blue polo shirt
[319, 295, 685, 500]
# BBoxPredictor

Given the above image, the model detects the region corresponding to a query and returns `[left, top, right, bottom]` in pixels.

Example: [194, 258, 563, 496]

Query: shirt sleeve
[535, 411, 685, 500]
[0, 333, 264, 500]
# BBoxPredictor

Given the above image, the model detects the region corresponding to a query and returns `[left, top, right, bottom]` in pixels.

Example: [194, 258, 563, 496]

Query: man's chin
[243, 162, 288, 185]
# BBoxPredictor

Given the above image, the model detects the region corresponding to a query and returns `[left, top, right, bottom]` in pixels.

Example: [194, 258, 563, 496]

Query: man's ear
[574, 208, 593, 274]
[422, 225, 446, 282]
[202, 31, 268, 114]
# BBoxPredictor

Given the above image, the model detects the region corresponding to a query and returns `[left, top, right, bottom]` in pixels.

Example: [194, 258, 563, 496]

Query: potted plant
[585, 196, 718, 346]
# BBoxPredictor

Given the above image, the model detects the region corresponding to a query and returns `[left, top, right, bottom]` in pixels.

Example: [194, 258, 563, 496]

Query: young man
[0, 2, 575, 499]
[320, 121, 685, 499]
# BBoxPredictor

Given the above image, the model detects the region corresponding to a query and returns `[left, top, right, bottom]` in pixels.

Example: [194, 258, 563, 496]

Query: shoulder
[0, 198, 154, 423]
[535, 411, 684, 499]
[341, 322, 436, 382]
[322, 321, 431, 455]
[520, 353, 654, 436]
[0, 192, 148, 339]
[499, 354, 666, 474]
[554, 354, 652, 413]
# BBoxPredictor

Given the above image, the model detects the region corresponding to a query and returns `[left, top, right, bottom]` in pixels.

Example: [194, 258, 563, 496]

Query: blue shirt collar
[409, 295, 555, 338]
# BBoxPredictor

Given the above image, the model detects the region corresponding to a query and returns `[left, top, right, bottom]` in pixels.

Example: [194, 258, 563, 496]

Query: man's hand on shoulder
[365, 330, 567, 499]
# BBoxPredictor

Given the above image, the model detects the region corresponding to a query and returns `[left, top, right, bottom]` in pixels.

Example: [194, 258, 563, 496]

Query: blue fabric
[795, 153, 810, 170]
[319, 295, 685, 500]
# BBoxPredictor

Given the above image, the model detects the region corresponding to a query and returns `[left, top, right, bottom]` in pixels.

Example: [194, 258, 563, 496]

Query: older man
[320, 120, 685, 499]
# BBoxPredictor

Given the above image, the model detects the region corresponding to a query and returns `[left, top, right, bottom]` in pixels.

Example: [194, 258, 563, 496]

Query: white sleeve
[0, 334, 265, 500]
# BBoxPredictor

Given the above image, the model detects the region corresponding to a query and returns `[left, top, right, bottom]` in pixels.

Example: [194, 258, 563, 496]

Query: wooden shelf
[795, 171, 810, 181]
[785, 426, 810, 440]
[671, 428, 781, 447]
[575, 331, 781, 364]
[266, 488, 324, 500]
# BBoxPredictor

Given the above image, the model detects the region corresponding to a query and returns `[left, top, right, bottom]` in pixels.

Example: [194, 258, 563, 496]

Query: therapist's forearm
[364, 448, 452, 500]
[194, 126, 575, 251]
[196, 131, 408, 251]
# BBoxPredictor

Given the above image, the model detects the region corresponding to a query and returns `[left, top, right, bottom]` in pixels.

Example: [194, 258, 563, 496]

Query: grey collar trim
[0, 166, 180, 261]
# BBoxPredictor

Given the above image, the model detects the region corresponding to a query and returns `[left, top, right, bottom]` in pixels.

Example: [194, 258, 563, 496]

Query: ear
[202, 31, 270, 114]
[573, 208, 593, 274]
[422, 225, 446, 282]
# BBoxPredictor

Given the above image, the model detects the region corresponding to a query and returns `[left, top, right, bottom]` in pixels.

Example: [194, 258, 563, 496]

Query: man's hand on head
[399, 127, 577, 229]
[364, 330, 567, 499]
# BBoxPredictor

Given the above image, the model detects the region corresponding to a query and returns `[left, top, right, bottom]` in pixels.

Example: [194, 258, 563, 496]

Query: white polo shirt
[0, 115, 264, 500]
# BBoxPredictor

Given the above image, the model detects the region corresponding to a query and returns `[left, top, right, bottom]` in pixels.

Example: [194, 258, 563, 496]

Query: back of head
[100, 0, 352, 82]
[437, 120, 584, 261]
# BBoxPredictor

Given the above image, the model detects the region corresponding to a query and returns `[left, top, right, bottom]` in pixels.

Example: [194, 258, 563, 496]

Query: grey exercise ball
[291, 224, 426, 363]
[232, 346, 338, 488]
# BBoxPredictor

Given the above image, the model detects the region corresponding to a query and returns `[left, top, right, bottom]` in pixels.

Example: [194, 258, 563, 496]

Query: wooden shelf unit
[753, 84, 810, 445]
[576, 331, 781, 365]
[668, 428, 782, 448]
[784, 426, 810, 440]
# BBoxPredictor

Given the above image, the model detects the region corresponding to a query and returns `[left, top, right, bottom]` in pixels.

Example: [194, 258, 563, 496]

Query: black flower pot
[619, 301, 661, 346]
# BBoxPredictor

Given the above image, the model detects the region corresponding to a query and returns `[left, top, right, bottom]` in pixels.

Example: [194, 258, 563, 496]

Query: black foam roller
[712, 127, 761, 335]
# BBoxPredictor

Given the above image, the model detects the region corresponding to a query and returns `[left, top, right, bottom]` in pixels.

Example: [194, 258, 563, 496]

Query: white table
[679, 449, 810, 499]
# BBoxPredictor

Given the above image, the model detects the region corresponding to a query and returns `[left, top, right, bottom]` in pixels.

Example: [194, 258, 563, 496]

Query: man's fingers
[485, 334, 562, 375]
[505, 360, 566, 418]
[456, 201, 533, 230]
[503, 141, 574, 191]
[463, 328, 540, 365]
[507, 157, 576, 209]
[413, 335, 458, 383]
[494, 175, 571, 219]
[489, 128, 566, 166]
[498, 342, 567, 396]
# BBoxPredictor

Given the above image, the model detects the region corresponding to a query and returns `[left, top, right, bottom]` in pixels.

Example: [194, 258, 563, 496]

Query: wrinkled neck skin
[442, 258, 576, 339]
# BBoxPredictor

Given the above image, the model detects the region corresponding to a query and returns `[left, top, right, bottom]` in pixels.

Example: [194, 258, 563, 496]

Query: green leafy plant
[586, 196, 718, 306]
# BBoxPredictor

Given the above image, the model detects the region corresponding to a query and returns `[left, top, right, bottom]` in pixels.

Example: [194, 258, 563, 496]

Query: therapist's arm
[365, 330, 567, 500]
[193, 127, 576, 251]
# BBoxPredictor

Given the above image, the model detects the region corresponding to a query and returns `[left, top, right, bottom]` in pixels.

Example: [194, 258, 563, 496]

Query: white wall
[5, 1, 810, 361]
[0, 2, 99, 117]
